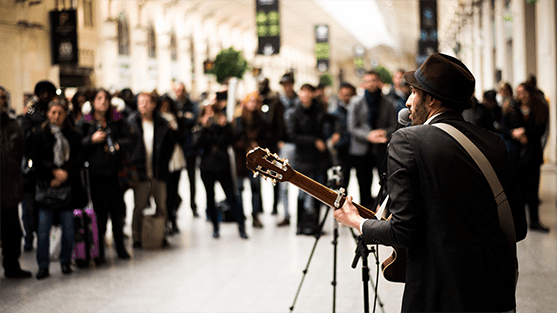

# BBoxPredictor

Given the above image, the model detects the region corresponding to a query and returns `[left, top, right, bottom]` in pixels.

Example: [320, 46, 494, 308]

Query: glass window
[117, 13, 130, 56]
[148, 24, 157, 59]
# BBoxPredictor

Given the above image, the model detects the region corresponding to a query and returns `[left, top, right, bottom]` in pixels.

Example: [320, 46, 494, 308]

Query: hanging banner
[256, 0, 280, 55]
[50, 10, 78, 65]
[417, 0, 438, 66]
[315, 24, 330, 72]
[354, 44, 366, 77]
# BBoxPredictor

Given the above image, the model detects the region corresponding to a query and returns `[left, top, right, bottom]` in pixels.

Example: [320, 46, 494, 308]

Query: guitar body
[381, 248, 407, 283]
[246, 147, 406, 283]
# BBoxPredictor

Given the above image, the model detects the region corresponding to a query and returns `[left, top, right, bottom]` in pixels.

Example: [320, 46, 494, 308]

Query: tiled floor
[1, 165, 556, 313]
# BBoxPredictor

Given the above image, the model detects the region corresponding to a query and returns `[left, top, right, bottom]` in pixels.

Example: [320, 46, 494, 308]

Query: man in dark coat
[1, 86, 32, 278]
[287, 84, 330, 235]
[18, 80, 58, 251]
[334, 53, 527, 312]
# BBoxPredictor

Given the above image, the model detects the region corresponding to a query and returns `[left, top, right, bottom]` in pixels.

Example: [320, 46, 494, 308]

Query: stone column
[494, 0, 507, 83]
[473, 5, 483, 97]
[536, 0, 557, 164]
[482, 0, 495, 91]
[131, 26, 148, 92]
[158, 31, 172, 94]
[101, 20, 119, 90]
[512, 0, 536, 85]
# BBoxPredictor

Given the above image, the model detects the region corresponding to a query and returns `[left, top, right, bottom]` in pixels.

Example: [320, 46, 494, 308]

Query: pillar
[482, 0, 495, 91]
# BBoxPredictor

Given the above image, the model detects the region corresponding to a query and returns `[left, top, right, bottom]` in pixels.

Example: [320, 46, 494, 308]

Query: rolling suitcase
[72, 162, 100, 266]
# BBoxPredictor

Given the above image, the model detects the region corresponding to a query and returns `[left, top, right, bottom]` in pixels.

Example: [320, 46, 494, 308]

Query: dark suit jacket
[362, 112, 527, 312]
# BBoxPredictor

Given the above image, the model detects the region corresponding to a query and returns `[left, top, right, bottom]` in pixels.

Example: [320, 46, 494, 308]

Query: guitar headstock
[246, 147, 294, 185]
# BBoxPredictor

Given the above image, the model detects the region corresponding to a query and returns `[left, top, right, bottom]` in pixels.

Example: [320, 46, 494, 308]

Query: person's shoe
[193, 209, 200, 218]
[5, 268, 32, 278]
[116, 247, 131, 259]
[133, 241, 142, 249]
[162, 238, 170, 248]
[94, 256, 106, 266]
[530, 221, 550, 233]
[212, 230, 220, 239]
[61, 263, 72, 274]
[23, 243, 33, 252]
[271, 207, 278, 215]
[277, 218, 290, 227]
[239, 225, 248, 239]
[252, 217, 263, 228]
[36, 268, 50, 280]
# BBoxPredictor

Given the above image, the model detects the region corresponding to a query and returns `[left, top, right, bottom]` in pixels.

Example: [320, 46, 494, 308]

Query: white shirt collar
[424, 112, 444, 125]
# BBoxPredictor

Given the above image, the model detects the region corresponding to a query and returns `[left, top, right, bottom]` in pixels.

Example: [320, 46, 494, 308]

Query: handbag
[118, 156, 140, 190]
[35, 181, 72, 210]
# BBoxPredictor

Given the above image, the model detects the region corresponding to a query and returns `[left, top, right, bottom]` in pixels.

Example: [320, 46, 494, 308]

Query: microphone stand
[349, 110, 410, 313]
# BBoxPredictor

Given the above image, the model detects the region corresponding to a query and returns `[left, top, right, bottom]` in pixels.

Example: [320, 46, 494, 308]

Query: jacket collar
[428, 111, 464, 125]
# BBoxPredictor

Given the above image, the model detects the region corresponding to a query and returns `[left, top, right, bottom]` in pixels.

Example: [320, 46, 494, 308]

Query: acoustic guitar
[246, 147, 406, 283]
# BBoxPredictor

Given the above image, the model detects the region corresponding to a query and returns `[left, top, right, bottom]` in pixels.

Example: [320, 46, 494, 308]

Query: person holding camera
[77, 89, 136, 263]
[194, 103, 248, 239]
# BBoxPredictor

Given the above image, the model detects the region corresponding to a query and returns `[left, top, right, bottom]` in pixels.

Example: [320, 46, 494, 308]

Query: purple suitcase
[72, 162, 100, 265]
[72, 208, 87, 264]
[84, 207, 99, 259]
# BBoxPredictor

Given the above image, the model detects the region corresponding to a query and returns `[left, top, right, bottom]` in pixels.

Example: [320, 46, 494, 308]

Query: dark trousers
[352, 150, 376, 210]
[200, 171, 245, 231]
[514, 163, 542, 224]
[337, 151, 352, 190]
[90, 174, 127, 258]
[185, 155, 198, 213]
[1, 207, 23, 272]
[167, 170, 182, 225]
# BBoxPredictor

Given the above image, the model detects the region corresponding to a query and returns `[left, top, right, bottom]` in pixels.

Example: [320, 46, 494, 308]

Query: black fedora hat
[404, 53, 475, 110]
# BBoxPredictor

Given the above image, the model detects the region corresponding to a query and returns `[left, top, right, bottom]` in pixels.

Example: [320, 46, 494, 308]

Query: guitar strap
[433, 123, 518, 283]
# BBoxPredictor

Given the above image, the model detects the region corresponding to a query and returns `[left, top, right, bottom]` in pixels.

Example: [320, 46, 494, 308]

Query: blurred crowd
[0, 68, 550, 280]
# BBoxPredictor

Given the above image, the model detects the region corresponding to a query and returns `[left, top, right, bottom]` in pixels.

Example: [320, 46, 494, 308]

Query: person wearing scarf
[31, 100, 83, 279]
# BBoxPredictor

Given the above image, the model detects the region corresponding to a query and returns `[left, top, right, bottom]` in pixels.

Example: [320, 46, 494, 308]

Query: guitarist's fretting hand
[333, 195, 366, 232]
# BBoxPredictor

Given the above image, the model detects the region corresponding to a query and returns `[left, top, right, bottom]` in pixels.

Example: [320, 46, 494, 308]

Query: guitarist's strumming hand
[333, 195, 365, 232]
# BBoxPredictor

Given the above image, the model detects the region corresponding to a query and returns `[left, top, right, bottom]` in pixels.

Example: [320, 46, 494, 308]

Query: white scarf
[50, 125, 70, 167]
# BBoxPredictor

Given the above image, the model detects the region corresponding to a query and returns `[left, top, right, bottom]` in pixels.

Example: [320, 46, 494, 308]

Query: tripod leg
[332, 219, 338, 313]
[289, 205, 331, 312]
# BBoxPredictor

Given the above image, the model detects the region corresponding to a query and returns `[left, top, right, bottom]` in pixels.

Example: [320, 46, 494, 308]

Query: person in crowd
[77, 89, 136, 262]
[233, 92, 268, 228]
[127, 92, 176, 248]
[119, 88, 137, 119]
[19, 80, 58, 252]
[193, 103, 248, 239]
[286, 83, 330, 235]
[31, 99, 83, 279]
[328, 82, 356, 190]
[498, 81, 516, 114]
[462, 94, 495, 132]
[1, 86, 32, 278]
[314, 82, 330, 108]
[334, 53, 527, 312]
[275, 72, 299, 227]
[156, 94, 187, 234]
[347, 70, 397, 210]
[257, 78, 284, 220]
[482, 89, 502, 132]
[500, 82, 550, 232]
[173, 82, 200, 217]
[387, 69, 410, 112]
[70, 89, 87, 125]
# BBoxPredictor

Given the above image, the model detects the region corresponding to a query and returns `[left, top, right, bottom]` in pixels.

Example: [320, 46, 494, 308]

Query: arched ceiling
[171, 0, 423, 71]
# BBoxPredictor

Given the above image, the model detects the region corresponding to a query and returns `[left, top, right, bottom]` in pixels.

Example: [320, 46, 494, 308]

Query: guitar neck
[288, 170, 376, 219]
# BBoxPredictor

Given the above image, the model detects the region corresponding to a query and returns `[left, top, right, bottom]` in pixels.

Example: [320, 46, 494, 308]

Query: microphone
[397, 108, 410, 126]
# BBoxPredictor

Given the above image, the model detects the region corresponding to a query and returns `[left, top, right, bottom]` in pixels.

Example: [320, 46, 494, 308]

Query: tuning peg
[273, 153, 279, 159]
[253, 172, 259, 178]
[264, 148, 271, 154]
[272, 179, 277, 186]
[263, 176, 268, 181]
